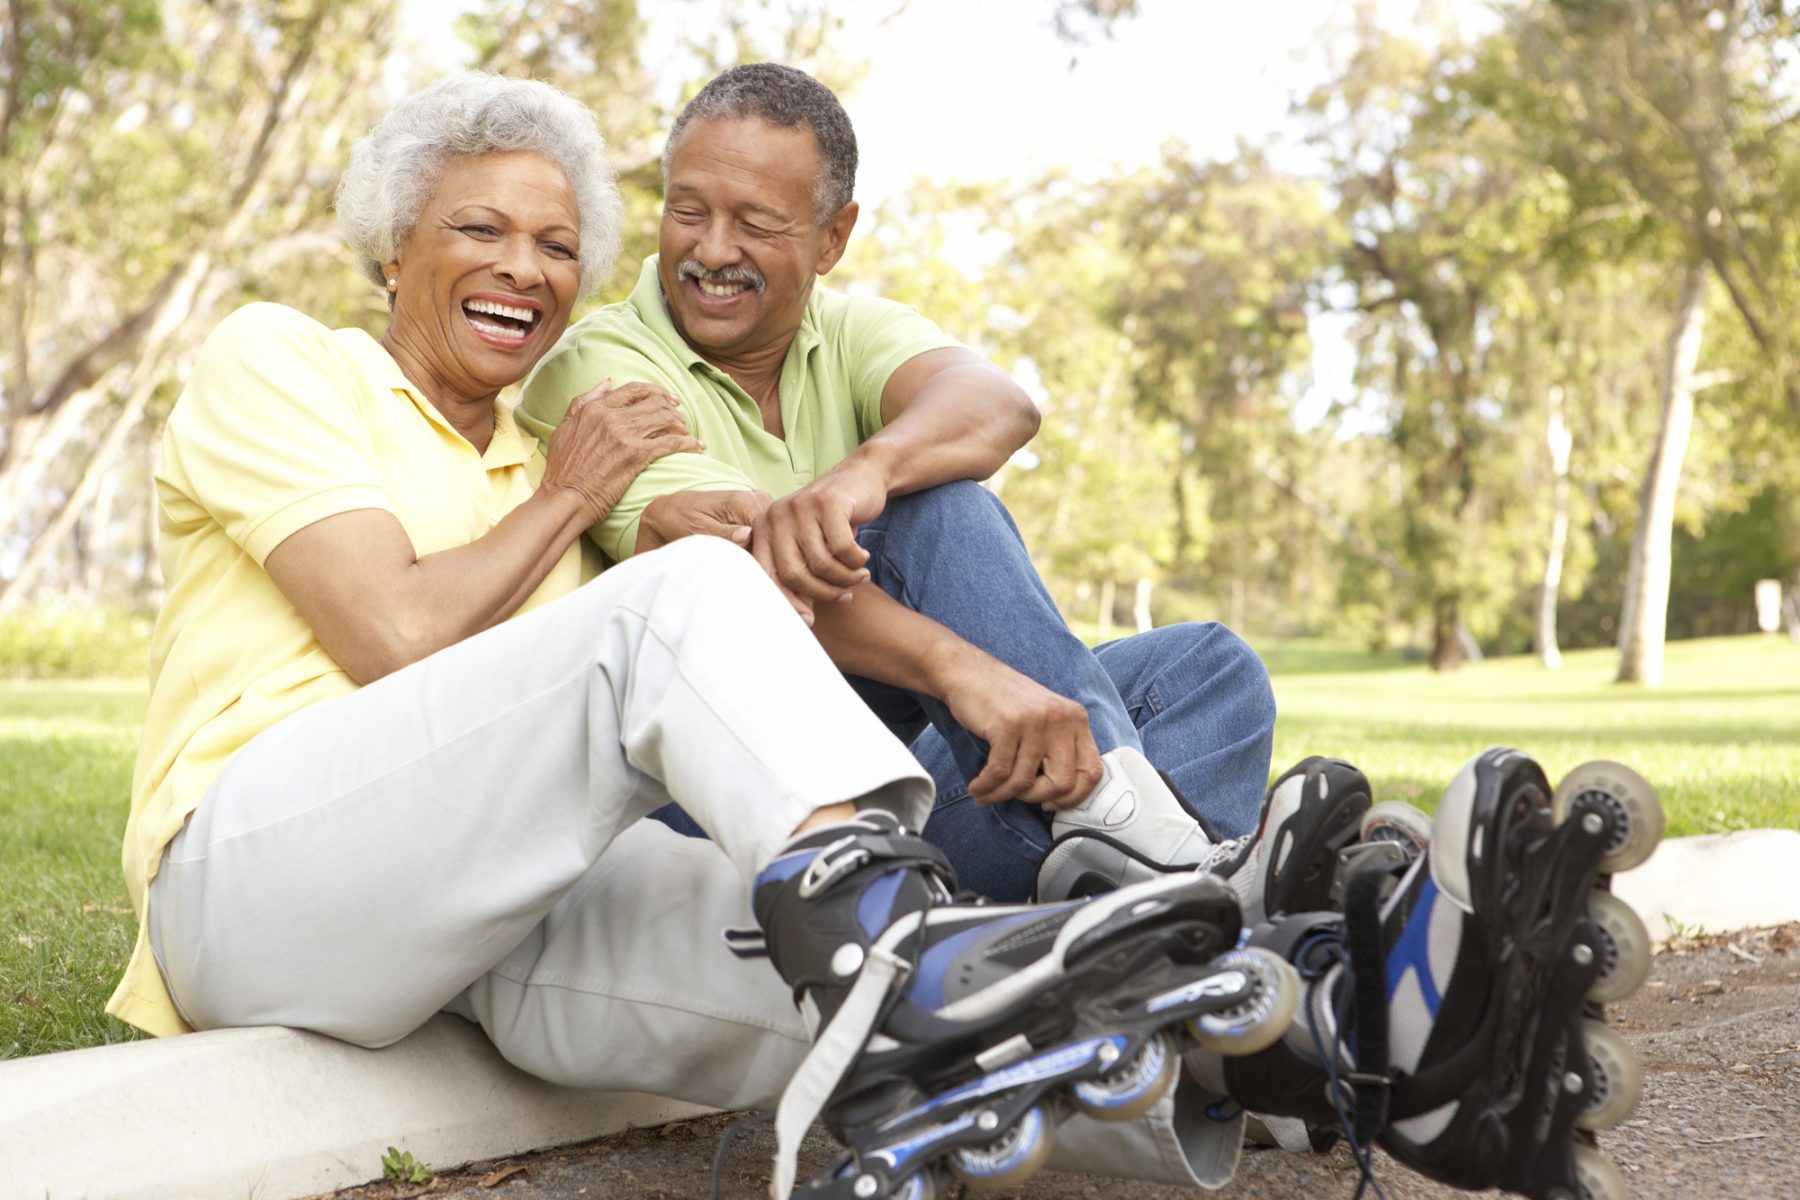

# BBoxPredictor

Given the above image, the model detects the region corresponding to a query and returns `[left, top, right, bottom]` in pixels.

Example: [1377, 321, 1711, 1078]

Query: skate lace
[710, 1111, 774, 1200]
[1302, 878, 1394, 1200]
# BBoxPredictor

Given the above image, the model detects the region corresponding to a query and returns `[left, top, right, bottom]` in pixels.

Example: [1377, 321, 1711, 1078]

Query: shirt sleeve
[160, 303, 394, 565]
[839, 295, 964, 441]
[517, 325, 755, 562]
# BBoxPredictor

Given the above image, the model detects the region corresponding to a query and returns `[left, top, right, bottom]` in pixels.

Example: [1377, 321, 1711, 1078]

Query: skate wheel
[1572, 1143, 1631, 1200]
[1574, 1020, 1643, 1131]
[833, 1163, 936, 1200]
[1071, 1032, 1177, 1121]
[1552, 761, 1663, 874]
[1185, 947, 1299, 1056]
[896, 1171, 936, 1200]
[948, 1102, 1054, 1190]
[1361, 799, 1432, 853]
[1583, 891, 1652, 1004]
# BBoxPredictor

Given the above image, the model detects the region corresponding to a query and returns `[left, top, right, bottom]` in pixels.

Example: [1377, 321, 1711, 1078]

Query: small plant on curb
[381, 1146, 432, 1184]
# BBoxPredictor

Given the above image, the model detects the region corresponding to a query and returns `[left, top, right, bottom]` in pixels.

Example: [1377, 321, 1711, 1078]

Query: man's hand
[750, 456, 889, 607]
[935, 649, 1103, 810]
[637, 489, 772, 554]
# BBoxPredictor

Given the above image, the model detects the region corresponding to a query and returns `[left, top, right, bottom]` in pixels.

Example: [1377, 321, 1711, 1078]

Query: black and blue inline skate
[1215, 748, 1662, 1200]
[751, 810, 1300, 1199]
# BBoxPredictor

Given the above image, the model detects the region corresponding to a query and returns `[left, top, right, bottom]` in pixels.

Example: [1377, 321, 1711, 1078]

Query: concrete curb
[3, 831, 1795, 1200]
[1612, 827, 1800, 943]
[0, 1014, 706, 1200]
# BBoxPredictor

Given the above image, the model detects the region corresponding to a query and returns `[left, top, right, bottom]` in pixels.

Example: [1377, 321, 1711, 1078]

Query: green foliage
[381, 1147, 432, 1184]
[0, 609, 152, 680]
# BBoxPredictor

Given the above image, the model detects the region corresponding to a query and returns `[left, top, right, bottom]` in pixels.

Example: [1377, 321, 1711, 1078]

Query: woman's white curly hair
[336, 72, 623, 300]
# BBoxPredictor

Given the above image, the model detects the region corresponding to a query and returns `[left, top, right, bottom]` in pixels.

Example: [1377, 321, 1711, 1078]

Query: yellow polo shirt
[107, 302, 589, 1037]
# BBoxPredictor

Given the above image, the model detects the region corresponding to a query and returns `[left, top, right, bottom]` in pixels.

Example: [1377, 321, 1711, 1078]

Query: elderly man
[519, 63, 1342, 913]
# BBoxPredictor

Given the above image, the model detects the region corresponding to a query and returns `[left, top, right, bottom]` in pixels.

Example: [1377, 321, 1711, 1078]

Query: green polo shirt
[517, 256, 961, 561]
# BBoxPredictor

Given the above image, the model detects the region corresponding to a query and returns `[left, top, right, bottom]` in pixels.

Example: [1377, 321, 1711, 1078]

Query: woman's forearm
[264, 484, 594, 684]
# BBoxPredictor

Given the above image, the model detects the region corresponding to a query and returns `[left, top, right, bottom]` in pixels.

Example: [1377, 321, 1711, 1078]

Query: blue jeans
[654, 481, 1277, 899]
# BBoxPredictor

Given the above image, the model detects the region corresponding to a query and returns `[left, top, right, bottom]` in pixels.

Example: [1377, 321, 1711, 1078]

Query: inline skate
[753, 810, 1299, 1199]
[1215, 749, 1661, 1199]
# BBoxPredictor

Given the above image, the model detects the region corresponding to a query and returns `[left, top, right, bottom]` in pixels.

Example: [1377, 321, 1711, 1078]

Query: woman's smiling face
[384, 150, 582, 404]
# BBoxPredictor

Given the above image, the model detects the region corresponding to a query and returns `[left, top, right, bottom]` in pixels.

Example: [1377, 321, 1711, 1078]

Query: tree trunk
[1097, 576, 1116, 644]
[0, 361, 161, 612]
[1618, 262, 1707, 686]
[1537, 385, 1572, 669]
[1133, 577, 1153, 633]
[1431, 593, 1464, 671]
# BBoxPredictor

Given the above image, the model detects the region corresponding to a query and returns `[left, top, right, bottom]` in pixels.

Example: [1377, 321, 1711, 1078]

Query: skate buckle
[800, 840, 872, 898]
[1344, 1070, 1394, 1089]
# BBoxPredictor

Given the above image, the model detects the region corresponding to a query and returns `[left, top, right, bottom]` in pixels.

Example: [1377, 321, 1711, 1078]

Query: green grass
[1, 680, 149, 1059]
[2, 634, 1796, 1058]
[1265, 634, 1800, 835]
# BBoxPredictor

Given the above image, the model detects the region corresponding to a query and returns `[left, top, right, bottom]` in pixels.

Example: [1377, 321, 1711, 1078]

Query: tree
[0, 0, 404, 611]
[1306, 13, 1570, 669]
[1499, 0, 1800, 683]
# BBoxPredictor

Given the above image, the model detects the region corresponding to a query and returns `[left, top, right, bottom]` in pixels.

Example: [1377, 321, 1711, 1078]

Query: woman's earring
[386, 277, 398, 291]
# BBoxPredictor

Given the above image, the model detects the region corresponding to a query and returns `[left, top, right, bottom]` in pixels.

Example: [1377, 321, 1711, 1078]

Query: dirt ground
[317, 925, 1800, 1200]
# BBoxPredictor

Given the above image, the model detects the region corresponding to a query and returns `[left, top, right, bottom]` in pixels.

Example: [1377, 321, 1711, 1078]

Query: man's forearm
[808, 580, 980, 696]
[857, 362, 1038, 497]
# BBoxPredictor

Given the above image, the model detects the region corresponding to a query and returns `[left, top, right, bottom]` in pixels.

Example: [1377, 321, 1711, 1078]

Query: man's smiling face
[657, 116, 856, 367]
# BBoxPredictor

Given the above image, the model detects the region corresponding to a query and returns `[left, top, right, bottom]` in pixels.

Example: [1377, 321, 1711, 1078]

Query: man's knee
[1120, 622, 1276, 733]
[870, 479, 1015, 538]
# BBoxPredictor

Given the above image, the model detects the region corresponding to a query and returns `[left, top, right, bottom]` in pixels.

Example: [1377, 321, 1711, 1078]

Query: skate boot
[1327, 798, 1434, 908]
[1037, 748, 1373, 926]
[752, 810, 1300, 1199]
[1212, 748, 1663, 1200]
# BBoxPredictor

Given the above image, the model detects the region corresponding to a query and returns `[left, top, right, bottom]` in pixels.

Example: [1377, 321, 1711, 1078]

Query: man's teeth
[697, 279, 749, 297]
[464, 298, 537, 323]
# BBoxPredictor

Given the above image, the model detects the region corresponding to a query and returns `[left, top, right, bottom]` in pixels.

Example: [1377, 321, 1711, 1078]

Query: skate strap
[770, 934, 910, 1199]
[1343, 869, 1393, 1141]
[801, 831, 957, 900]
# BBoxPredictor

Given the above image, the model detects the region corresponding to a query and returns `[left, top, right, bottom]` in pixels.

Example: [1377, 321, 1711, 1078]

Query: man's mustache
[677, 259, 766, 293]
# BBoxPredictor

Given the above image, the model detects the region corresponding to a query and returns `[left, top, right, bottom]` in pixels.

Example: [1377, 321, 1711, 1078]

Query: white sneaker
[1036, 749, 1375, 927]
[1036, 747, 1250, 902]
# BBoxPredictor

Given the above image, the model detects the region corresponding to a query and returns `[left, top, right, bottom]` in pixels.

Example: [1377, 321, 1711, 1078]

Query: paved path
[314, 925, 1800, 1200]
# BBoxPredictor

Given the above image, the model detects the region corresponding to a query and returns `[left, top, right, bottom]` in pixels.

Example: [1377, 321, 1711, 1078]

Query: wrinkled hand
[637, 489, 772, 554]
[939, 651, 1102, 809]
[750, 458, 890, 613]
[541, 380, 701, 526]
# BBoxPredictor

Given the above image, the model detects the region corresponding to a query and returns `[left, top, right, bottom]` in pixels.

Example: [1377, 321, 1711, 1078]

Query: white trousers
[150, 537, 933, 1111]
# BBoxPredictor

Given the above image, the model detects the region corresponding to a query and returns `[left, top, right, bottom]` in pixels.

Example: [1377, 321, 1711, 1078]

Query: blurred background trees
[2, 0, 1796, 682]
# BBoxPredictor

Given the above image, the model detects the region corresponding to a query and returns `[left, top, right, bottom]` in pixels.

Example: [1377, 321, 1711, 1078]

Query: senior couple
[112, 65, 1642, 1200]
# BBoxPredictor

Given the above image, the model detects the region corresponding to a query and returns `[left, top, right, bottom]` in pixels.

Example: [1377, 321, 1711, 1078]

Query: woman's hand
[636, 488, 773, 554]
[541, 380, 702, 525]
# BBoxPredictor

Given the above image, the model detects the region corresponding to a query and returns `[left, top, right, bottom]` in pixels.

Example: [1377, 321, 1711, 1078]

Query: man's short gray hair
[337, 72, 623, 300]
[663, 63, 857, 225]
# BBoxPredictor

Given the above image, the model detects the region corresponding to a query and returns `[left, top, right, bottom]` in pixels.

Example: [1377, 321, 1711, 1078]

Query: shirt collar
[336, 326, 535, 469]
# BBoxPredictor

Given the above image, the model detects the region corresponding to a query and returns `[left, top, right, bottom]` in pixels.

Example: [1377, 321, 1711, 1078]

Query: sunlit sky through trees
[400, 0, 1495, 426]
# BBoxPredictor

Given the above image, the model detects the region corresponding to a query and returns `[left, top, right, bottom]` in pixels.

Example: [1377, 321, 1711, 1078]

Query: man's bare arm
[810, 583, 1100, 809]
[753, 347, 1039, 605]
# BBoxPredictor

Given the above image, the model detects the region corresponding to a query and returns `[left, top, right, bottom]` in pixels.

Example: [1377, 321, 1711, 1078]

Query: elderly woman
[104, 73, 1289, 1199]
